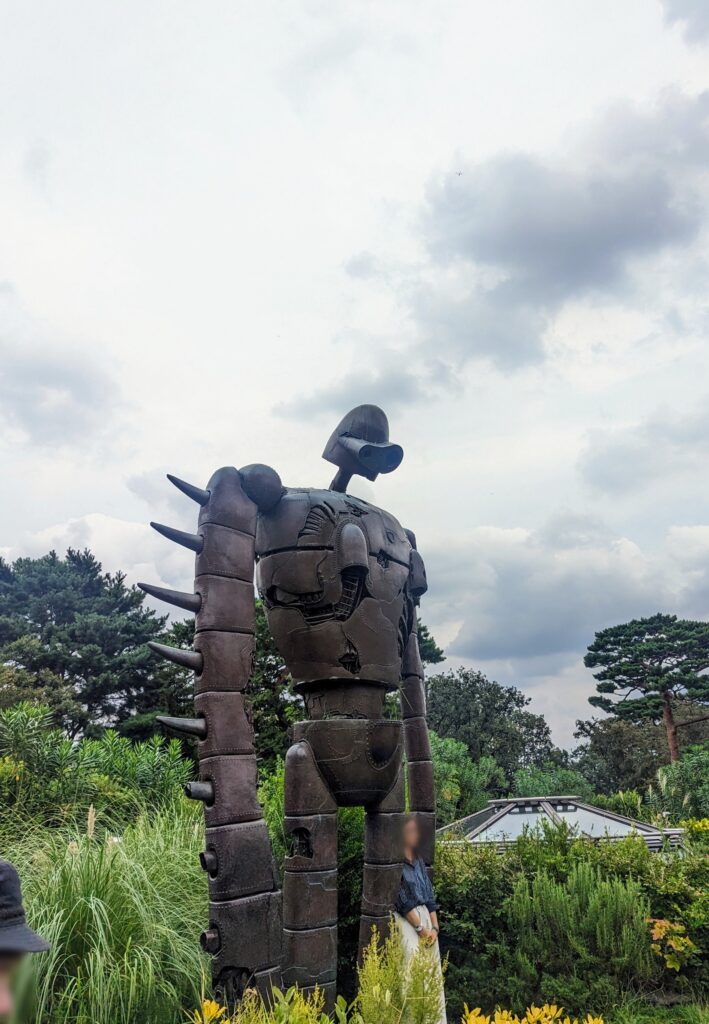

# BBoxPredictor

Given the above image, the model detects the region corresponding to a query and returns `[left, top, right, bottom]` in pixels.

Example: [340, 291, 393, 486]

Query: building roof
[438, 795, 683, 851]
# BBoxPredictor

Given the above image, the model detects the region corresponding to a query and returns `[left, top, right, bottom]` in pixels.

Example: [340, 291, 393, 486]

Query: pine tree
[585, 613, 709, 762]
[0, 549, 166, 736]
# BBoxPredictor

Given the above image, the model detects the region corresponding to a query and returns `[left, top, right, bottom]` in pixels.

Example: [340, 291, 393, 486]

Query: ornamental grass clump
[6, 801, 209, 1024]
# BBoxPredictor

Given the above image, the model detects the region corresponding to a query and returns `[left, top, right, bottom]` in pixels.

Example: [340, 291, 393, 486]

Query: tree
[418, 623, 445, 667]
[0, 550, 166, 736]
[572, 709, 709, 794]
[572, 717, 666, 795]
[512, 762, 594, 802]
[584, 614, 709, 762]
[249, 601, 304, 767]
[118, 619, 195, 741]
[426, 668, 558, 787]
[430, 731, 505, 825]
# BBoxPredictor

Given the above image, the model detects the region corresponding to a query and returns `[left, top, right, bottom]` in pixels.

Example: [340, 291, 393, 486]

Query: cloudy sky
[2, 0, 709, 745]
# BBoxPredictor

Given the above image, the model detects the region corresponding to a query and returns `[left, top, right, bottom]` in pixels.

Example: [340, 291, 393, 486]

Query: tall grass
[2, 798, 209, 1024]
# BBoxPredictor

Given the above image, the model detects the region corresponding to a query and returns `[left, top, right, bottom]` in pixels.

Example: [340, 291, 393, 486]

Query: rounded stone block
[407, 759, 435, 812]
[402, 633, 424, 679]
[197, 754, 262, 827]
[194, 630, 255, 694]
[361, 863, 403, 917]
[206, 890, 282, 976]
[284, 813, 338, 871]
[282, 925, 337, 987]
[404, 717, 431, 762]
[199, 466, 258, 535]
[202, 821, 279, 900]
[358, 914, 393, 959]
[195, 575, 255, 634]
[253, 965, 282, 1005]
[283, 869, 338, 929]
[284, 742, 337, 816]
[400, 676, 426, 718]
[416, 811, 437, 866]
[364, 811, 405, 864]
[195, 691, 255, 758]
[196, 523, 255, 583]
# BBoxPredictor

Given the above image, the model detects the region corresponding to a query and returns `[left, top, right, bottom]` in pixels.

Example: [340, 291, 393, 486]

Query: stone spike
[166, 473, 210, 506]
[147, 641, 203, 673]
[157, 714, 207, 740]
[150, 521, 203, 553]
[138, 582, 201, 613]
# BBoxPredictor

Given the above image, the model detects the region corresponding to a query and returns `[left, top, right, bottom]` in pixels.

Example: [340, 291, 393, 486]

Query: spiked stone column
[141, 466, 283, 1006]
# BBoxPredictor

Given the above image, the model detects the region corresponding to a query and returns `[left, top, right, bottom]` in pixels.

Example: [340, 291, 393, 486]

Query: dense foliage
[0, 702, 190, 824]
[430, 732, 506, 825]
[426, 669, 560, 787]
[512, 763, 594, 802]
[0, 549, 170, 736]
[436, 823, 709, 1021]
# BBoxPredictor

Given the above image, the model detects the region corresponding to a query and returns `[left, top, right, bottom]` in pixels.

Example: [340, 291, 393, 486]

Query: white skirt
[395, 905, 447, 1024]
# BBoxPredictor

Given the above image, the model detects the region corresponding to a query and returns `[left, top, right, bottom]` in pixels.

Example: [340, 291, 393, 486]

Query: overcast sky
[2, 0, 709, 746]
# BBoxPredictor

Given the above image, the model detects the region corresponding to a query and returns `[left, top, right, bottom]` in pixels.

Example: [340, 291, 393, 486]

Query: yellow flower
[462, 1003, 602, 1024]
[522, 1007, 565, 1024]
[186, 998, 227, 1024]
[463, 1006, 491, 1024]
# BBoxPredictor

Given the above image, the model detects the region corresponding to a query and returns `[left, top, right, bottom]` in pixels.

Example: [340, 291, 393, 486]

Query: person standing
[395, 814, 447, 1024]
[0, 860, 49, 1020]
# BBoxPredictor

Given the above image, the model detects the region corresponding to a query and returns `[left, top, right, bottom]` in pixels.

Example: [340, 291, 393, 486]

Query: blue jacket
[395, 856, 438, 916]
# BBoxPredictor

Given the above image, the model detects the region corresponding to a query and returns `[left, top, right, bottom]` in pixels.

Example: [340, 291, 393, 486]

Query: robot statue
[139, 405, 435, 1010]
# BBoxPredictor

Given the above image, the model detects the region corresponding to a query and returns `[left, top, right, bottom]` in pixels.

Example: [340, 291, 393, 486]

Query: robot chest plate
[255, 489, 414, 689]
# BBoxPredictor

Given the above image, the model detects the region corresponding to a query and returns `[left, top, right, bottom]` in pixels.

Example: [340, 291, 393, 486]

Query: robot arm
[400, 533, 437, 867]
[139, 464, 284, 1005]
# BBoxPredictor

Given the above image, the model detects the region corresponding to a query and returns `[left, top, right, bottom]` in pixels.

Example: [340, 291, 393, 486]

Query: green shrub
[0, 702, 191, 826]
[591, 790, 651, 822]
[648, 746, 709, 822]
[505, 863, 651, 1010]
[430, 732, 505, 825]
[436, 826, 709, 1021]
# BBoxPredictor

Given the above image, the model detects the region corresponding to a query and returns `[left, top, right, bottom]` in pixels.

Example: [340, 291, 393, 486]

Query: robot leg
[358, 762, 406, 960]
[282, 739, 338, 1009]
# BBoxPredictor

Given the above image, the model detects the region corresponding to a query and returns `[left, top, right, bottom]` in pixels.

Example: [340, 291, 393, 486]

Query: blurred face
[0, 957, 19, 1019]
[403, 817, 420, 855]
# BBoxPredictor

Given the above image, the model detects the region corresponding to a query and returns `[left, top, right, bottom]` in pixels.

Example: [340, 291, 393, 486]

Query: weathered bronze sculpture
[140, 405, 434, 1009]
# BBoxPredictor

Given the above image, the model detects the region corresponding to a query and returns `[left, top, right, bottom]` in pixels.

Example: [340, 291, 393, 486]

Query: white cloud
[662, 0, 709, 43]
[2, 0, 709, 750]
[578, 400, 709, 494]
[0, 284, 117, 446]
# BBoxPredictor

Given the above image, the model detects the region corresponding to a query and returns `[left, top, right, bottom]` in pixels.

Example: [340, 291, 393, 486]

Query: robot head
[323, 405, 403, 486]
